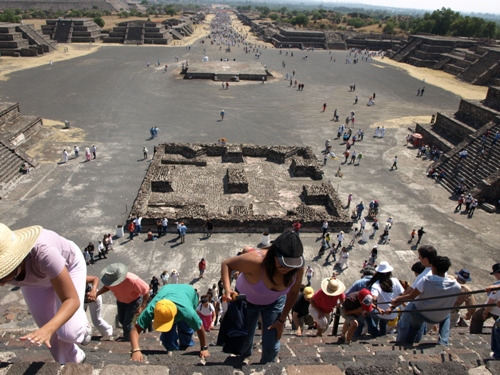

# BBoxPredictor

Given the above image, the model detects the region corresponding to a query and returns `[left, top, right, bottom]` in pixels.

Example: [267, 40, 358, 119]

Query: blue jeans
[135, 225, 142, 236]
[365, 314, 389, 336]
[492, 318, 500, 359]
[242, 295, 286, 364]
[356, 210, 363, 220]
[162, 225, 168, 235]
[117, 296, 142, 341]
[397, 302, 450, 345]
[160, 321, 195, 351]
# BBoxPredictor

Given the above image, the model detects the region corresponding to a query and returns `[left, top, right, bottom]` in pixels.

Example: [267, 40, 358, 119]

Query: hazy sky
[323, 0, 499, 15]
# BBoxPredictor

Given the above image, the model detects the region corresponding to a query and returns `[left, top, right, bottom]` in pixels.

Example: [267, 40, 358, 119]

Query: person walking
[356, 201, 365, 220]
[143, 146, 148, 160]
[347, 193, 353, 208]
[198, 258, 207, 278]
[74, 146, 79, 158]
[356, 152, 363, 165]
[415, 227, 425, 246]
[62, 149, 68, 163]
[336, 231, 345, 250]
[322, 221, 329, 237]
[305, 266, 314, 286]
[390, 156, 398, 170]
[160, 270, 169, 285]
[220, 110, 225, 120]
[161, 217, 168, 236]
[179, 222, 187, 244]
[97, 263, 150, 342]
[84, 275, 114, 340]
[91, 145, 97, 159]
[127, 221, 135, 241]
[322, 103, 327, 112]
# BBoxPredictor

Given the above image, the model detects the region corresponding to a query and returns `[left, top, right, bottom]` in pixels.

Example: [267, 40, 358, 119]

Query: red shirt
[312, 289, 345, 314]
[107, 273, 149, 304]
[199, 260, 206, 271]
[293, 222, 301, 231]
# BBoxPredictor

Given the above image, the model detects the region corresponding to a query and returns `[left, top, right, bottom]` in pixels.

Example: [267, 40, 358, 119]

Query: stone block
[279, 357, 323, 366]
[482, 203, 496, 213]
[285, 365, 343, 375]
[60, 363, 93, 375]
[101, 364, 165, 375]
[410, 360, 468, 375]
[485, 360, 500, 373]
[341, 362, 412, 375]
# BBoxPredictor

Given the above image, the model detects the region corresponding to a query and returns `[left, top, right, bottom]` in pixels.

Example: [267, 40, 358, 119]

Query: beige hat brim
[321, 278, 346, 296]
[0, 224, 43, 279]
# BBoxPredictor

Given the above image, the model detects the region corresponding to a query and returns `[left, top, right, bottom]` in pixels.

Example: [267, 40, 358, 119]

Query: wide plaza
[0, 16, 498, 328]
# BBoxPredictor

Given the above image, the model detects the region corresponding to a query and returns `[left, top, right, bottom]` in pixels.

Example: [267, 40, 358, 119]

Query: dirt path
[373, 57, 487, 100]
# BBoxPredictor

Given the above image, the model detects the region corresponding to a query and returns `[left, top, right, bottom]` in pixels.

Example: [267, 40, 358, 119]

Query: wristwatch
[201, 346, 208, 351]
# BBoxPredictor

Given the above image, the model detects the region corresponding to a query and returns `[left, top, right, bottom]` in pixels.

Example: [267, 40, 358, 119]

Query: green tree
[311, 11, 322, 21]
[383, 20, 396, 35]
[280, 7, 287, 16]
[291, 14, 309, 27]
[269, 13, 279, 21]
[165, 6, 176, 16]
[0, 9, 21, 23]
[93, 16, 105, 28]
[482, 21, 497, 38]
[347, 17, 365, 28]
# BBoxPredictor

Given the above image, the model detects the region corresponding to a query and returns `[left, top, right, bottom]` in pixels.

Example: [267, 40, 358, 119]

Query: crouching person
[338, 289, 378, 344]
[308, 278, 346, 337]
[129, 284, 210, 361]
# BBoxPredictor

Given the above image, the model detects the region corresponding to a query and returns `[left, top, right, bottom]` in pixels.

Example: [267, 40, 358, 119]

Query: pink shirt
[9, 229, 79, 288]
[107, 273, 149, 303]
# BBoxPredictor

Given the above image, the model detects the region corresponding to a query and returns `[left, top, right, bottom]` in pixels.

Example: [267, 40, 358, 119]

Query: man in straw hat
[309, 277, 346, 337]
[0, 223, 91, 363]
[96, 263, 150, 342]
[129, 283, 210, 361]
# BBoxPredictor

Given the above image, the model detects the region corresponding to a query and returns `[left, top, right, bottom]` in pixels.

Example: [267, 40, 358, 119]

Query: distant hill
[0, 0, 131, 12]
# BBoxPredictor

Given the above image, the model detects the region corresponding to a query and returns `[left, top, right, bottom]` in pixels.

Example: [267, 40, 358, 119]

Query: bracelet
[277, 317, 286, 324]
[131, 348, 142, 354]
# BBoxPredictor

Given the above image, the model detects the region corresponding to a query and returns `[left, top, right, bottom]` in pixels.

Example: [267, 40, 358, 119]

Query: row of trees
[236, 4, 500, 38]
[409, 8, 497, 38]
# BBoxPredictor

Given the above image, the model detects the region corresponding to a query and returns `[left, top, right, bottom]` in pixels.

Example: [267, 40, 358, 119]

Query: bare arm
[86, 275, 99, 302]
[20, 267, 80, 347]
[221, 252, 263, 300]
[96, 285, 110, 297]
[130, 324, 144, 362]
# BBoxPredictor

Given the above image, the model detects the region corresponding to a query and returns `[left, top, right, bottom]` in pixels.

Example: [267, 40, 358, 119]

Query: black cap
[272, 231, 304, 269]
[491, 263, 500, 275]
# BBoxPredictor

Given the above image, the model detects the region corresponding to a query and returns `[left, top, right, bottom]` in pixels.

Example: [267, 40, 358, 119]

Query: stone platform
[129, 143, 352, 233]
[184, 61, 268, 81]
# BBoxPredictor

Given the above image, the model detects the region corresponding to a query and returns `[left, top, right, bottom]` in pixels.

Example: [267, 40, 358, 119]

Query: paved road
[0, 31, 498, 330]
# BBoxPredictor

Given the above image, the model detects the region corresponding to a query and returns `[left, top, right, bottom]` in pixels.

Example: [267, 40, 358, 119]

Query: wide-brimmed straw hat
[100, 263, 128, 287]
[0, 223, 42, 279]
[321, 277, 346, 296]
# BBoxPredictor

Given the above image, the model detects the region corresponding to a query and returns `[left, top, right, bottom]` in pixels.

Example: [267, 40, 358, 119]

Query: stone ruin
[128, 143, 353, 233]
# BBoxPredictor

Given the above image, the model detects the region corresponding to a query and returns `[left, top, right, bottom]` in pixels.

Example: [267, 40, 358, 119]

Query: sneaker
[81, 325, 92, 346]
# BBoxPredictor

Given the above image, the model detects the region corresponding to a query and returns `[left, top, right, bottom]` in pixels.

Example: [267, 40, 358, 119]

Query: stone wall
[484, 86, 500, 111]
[456, 100, 500, 129]
[128, 142, 351, 234]
[225, 167, 248, 193]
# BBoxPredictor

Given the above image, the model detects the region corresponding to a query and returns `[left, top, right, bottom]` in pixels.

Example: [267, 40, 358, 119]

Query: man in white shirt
[391, 256, 460, 345]
[161, 218, 168, 236]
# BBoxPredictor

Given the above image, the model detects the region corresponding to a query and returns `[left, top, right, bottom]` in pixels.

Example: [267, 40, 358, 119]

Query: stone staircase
[0, 23, 53, 57]
[458, 48, 500, 86]
[391, 38, 422, 62]
[53, 20, 73, 43]
[0, 102, 40, 193]
[430, 120, 500, 195]
[18, 24, 57, 51]
[1, 326, 498, 374]
[416, 86, 500, 201]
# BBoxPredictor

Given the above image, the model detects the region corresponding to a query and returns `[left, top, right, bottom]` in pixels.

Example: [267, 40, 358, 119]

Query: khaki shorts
[340, 307, 357, 324]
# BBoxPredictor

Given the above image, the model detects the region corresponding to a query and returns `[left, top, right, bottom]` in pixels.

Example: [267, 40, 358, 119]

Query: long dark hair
[262, 246, 300, 287]
[366, 271, 393, 293]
